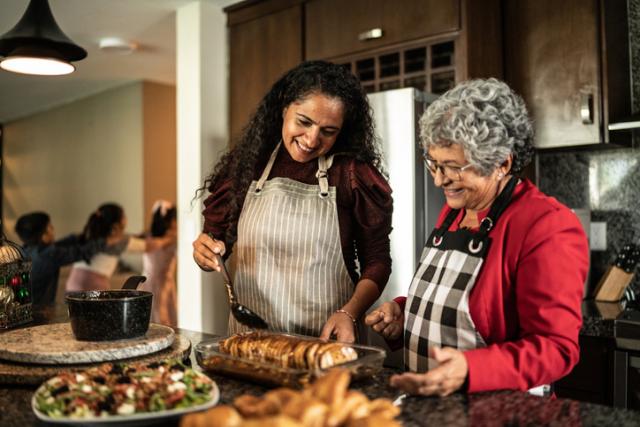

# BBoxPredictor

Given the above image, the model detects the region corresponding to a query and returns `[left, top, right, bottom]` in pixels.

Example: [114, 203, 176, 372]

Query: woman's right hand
[192, 233, 226, 272]
[364, 301, 403, 340]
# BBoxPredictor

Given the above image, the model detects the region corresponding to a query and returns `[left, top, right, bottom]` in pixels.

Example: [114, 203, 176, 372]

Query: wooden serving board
[0, 322, 174, 364]
[0, 334, 191, 385]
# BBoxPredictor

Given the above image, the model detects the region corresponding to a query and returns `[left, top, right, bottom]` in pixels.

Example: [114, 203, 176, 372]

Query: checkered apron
[404, 177, 517, 372]
[229, 142, 354, 337]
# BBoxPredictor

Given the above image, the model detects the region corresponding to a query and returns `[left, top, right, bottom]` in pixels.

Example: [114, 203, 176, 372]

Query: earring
[497, 172, 505, 180]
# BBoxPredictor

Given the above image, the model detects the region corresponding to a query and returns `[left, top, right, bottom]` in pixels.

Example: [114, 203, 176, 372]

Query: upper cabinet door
[229, 5, 303, 141]
[305, 0, 460, 60]
[504, 0, 601, 148]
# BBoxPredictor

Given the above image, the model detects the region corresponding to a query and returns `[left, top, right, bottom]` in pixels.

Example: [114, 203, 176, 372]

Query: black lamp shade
[0, 0, 87, 62]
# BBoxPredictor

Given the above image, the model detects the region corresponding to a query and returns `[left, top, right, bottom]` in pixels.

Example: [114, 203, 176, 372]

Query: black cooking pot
[66, 276, 152, 341]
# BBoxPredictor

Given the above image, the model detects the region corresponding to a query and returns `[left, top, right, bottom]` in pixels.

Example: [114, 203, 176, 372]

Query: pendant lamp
[0, 0, 87, 76]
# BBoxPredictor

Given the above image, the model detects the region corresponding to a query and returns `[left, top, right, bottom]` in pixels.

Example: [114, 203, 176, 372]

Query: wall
[143, 81, 177, 227]
[3, 83, 145, 242]
[537, 0, 640, 298]
[2, 81, 177, 274]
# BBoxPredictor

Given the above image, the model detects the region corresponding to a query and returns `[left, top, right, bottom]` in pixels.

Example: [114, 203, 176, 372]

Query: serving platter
[31, 368, 219, 426]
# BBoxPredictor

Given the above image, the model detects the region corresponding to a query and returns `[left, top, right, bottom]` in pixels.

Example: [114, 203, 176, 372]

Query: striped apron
[229, 143, 354, 337]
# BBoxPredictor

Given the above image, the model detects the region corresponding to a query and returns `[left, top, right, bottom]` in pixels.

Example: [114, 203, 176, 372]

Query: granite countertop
[580, 299, 625, 338]
[2, 362, 639, 426]
[1, 305, 640, 426]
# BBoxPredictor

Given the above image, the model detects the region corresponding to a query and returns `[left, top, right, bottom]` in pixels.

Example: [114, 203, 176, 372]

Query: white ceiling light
[98, 37, 138, 55]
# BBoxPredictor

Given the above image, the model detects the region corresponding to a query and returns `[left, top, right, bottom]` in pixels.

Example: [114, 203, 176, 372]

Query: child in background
[65, 203, 171, 292]
[14, 212, 122, 306]
[141, 200, 178, 327]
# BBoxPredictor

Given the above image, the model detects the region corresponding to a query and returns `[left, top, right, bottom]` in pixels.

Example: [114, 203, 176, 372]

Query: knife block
[594, 265, 634, 302]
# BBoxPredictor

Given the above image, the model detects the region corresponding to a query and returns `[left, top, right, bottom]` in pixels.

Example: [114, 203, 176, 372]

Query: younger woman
[141, 200, 178, 327]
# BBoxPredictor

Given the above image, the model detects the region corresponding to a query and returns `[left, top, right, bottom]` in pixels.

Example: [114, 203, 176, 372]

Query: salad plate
[32, 359, 219, 425]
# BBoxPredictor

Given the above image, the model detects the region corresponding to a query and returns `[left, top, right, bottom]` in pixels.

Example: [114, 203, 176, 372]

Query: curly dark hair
[151, 207, 177, 237]
[198, 60, 382, 247]
[15, 211, 50, 246]
[81, 203, 124, 241]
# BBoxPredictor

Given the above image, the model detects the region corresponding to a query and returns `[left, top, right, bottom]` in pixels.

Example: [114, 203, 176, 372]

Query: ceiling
[0, 0, 236, 124]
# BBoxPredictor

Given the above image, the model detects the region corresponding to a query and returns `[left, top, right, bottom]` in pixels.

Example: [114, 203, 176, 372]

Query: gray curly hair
[419, 78, 535, 175]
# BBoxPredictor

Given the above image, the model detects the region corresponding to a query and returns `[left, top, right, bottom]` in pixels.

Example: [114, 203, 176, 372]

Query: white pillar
[176, 1, 229, 334]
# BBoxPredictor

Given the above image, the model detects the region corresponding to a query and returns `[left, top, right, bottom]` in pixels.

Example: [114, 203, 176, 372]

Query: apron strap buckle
[480, 217, 494, 232]
[468, 238, 484, 254]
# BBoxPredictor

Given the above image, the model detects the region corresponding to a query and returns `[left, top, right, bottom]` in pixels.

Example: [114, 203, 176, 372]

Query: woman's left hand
[319, 312, 356, 343]
[390, 346, 468, 397]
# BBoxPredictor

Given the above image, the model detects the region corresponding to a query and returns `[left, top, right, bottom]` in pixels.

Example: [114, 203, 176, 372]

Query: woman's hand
[192, 233, 226, 272]
[364, 301, 403, 340]
[320, 311, 356, 343]
[390, 347, 468, 397]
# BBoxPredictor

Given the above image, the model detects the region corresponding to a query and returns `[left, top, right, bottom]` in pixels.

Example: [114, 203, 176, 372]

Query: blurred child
[14, 211, 121, 306]
[65, 203, 170, 292]
[141, 200, 178, 327]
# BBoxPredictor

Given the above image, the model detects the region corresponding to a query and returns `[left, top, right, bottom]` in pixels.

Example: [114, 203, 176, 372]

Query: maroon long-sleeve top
[202, 146, 393, 292]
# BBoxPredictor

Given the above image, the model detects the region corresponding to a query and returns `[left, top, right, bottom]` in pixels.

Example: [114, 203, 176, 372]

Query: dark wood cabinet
[555, 335, 615, 405]
[226, 0, 503, 141]
[313, 0, 502, 97]
[305, 0, 460, 60]
[227, 1, 304, 141]
[503, 0, 631, 149]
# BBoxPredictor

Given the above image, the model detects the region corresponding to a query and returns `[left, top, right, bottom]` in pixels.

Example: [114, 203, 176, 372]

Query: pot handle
[121, 275, 147, 290]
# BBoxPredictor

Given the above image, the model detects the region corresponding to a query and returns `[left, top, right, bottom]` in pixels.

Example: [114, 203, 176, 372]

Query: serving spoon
[215, 253, 268, 329]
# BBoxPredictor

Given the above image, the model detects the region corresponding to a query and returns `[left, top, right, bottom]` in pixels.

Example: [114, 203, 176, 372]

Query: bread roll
[346, 416, 402, 427]
[239, 415, 302, 427]
[281, 394, 328, 427]
[180, 405, 242, 427]
[306, 368, 351, 407]
[325, 390, 369, 426]
[264, 388, 300, 409]
[234, 394, 279, 418]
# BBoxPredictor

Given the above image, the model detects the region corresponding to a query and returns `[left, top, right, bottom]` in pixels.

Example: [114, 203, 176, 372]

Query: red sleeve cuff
[394, 296, 407, 311]
[463, 347, 527, 393]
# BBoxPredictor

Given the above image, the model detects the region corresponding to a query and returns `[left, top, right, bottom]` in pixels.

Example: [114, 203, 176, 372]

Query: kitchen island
[1, 306, 639, 426]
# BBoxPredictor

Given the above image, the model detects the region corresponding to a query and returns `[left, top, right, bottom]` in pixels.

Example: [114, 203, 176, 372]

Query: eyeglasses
[423, 156, 474, 181]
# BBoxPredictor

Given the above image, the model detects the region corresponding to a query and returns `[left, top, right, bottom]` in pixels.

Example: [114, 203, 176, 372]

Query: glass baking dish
[195, 333, 386, 387]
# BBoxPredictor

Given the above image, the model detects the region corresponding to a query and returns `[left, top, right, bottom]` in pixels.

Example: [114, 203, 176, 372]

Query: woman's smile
[293, 138, 315, 153]
[443, 186, 464, 198]
[282, 92, 344, 163]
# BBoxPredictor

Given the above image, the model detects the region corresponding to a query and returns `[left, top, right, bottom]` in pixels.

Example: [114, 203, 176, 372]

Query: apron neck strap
[478, 175, 518, 236]
[256, 142, 282, 192]
[316, 154, 334, 197]
[255, 142, 335, 196]
[434, 175, 518, 238]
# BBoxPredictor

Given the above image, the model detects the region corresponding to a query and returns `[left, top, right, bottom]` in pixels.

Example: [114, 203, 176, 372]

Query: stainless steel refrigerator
[366, 88, 445, 363]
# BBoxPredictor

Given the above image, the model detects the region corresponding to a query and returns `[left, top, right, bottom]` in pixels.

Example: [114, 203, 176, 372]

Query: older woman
[366, 78, 589, 396]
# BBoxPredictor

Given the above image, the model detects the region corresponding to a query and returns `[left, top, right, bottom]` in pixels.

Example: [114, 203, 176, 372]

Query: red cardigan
[397, 179, 589, 393]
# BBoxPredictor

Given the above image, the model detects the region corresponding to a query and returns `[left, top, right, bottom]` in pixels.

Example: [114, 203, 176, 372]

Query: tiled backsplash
[537, 0, 640, 299]
[539, 149, 640, 297]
